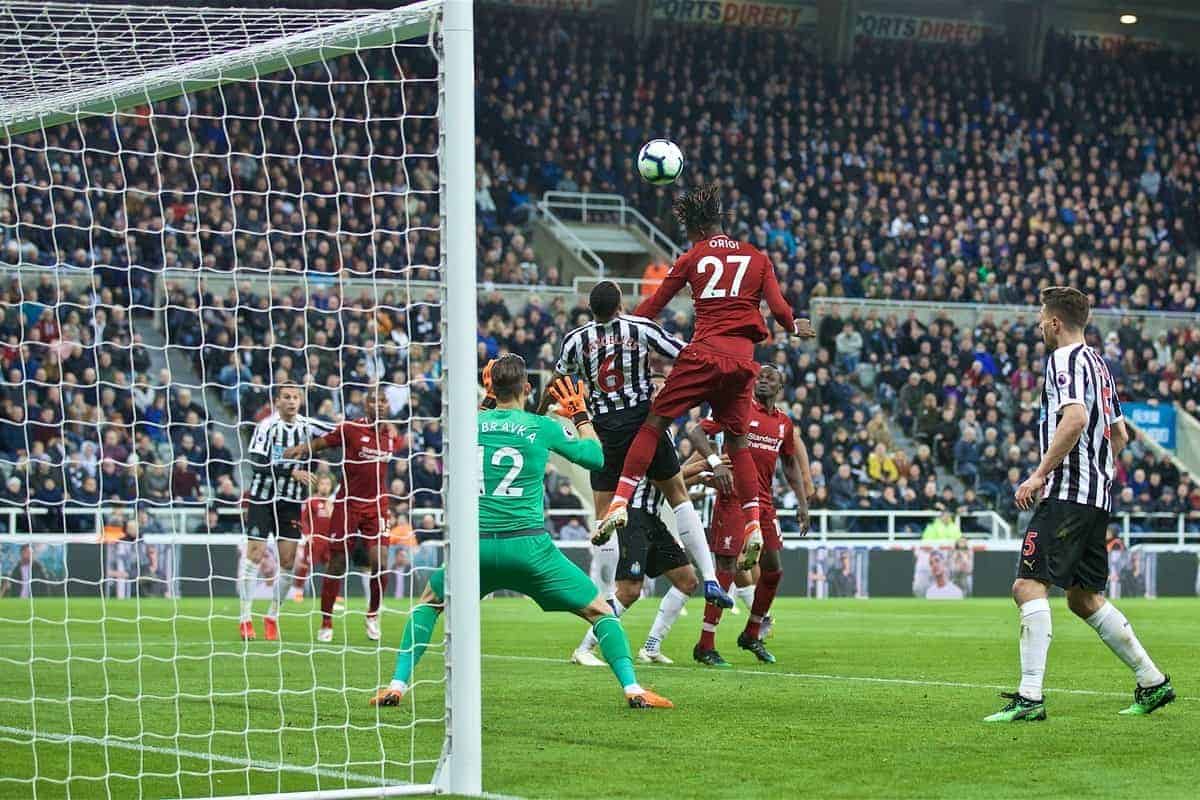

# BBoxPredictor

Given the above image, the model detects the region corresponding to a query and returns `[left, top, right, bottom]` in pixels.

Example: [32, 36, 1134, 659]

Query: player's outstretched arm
[545, 377, 604, 470]
[685, 421, 733, 496]
[782, 431, 811, 535]
[281, 435, 331, 462]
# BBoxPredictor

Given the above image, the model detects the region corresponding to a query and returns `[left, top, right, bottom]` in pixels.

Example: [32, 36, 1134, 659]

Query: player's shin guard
[613, 425, 661, 505]
[743, 570, 781, 640]
[269, 565, 292, 618]
[645, 587, 689, 652]
[320, 574, 342, 628]
[237, 555, 258, 623]
[671, 501, 717, 582]
[1084, 602, 1165, 688]
[368, 571, 390, 616]
[578, 596, 625, 654]
[592, 615, 639, 691]
[392, 602, 441, 687]
[729, 447, 761, 526]
[698, 570, 733, 650]
[1018, 598, 1052, 701]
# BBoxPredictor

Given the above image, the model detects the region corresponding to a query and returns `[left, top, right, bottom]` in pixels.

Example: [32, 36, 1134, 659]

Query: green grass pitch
[0, 596, 1195, 799]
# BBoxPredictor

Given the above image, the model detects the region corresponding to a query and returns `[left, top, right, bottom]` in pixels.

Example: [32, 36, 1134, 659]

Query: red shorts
[651, 342, 757, 436]
[310, 497, 387, 564]
[708, 499, 781, 557]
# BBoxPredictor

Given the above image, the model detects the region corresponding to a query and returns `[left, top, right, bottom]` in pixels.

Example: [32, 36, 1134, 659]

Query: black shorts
[246, 500, 303, 541]
[591, 405, 680, 493]
[1016, 498, 1110, 592]
[615, 509, 689, 582]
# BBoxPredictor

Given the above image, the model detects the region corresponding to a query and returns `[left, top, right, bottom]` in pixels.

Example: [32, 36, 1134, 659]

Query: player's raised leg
[654, 472, 731, 608]
[372, 580, 443, 707]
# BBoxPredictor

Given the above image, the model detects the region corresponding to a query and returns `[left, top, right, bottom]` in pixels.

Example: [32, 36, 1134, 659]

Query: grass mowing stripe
[0, 724, 395, 788]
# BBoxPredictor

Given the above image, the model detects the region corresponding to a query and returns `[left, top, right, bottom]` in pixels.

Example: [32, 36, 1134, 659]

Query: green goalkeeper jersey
[478, 408, 603, 533]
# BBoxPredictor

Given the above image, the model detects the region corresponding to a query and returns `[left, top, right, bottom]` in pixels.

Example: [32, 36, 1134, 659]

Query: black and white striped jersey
[630, 478, 663, 514]
[1040, 343, 1123, 511]
[555, 314, 685, 416]
[246, 413, 334, 503]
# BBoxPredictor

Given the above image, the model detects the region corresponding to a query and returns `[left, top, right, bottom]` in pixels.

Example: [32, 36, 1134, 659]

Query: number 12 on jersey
[696, 254, 751, 299]
[478, 445, 524, 497]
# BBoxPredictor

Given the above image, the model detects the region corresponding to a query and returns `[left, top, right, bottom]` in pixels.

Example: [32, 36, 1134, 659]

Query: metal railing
[539, 191, 682, 261]
[532, 201, 605, 275]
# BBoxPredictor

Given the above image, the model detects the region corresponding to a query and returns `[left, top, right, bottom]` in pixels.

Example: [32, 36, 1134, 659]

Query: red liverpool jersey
[300, 496, 333, 539]
[321, 419, 400, 503]
[702, 400, 795, 506]
[635, 233, 794, 352]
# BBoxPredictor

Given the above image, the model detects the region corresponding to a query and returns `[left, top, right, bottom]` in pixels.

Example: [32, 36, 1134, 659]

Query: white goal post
[0, 0, 479, 797]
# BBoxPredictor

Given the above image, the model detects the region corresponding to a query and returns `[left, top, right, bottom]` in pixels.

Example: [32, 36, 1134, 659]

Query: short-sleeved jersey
[478, 408, 604, 533]
[702, 400, 795, 506]
[1040, 343, 1123, 510]
[555, 314, 684, 416]
[300, 496, 333, 539]
[635, 233, 794, 348]
[246, 413, 333, 502]
[321, 419, 400, 503]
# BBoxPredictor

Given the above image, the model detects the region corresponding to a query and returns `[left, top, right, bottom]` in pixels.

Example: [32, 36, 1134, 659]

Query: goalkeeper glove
[480, 358, 498, 409]
[548, 377, 590, 428]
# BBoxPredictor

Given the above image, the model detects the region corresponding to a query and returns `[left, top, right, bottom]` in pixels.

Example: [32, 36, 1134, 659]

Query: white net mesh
[0, 2, 455, 796]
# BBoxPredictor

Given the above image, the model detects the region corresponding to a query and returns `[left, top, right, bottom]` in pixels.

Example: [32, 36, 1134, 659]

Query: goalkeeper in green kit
[372, 355, 673, 710]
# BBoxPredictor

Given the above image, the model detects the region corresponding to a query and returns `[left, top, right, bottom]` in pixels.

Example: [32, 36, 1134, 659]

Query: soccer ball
[637, 139, 684, 185]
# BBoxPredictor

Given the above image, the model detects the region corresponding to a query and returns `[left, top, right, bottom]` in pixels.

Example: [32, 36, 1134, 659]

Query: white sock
[1017, 598, 1052, 701]
[269, 565, 292, 619]
[576, 596, 626, 654]
[735, 584, 756, 611]
[644, 587, 689, 653]
[238, 556, 259, 623]
[1085, 602, 1165, 688]
[623, 683, 644, 695]
[388, 679, 409, 693]
[672, 501, 717, 583]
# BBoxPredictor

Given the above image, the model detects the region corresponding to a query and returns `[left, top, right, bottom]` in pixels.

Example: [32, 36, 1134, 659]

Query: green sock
[592, 614, 638, 691]
[392, 603, 441, 685]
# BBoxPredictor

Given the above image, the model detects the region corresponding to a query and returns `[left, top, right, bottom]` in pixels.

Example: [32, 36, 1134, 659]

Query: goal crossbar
[0, 0, 439, 138]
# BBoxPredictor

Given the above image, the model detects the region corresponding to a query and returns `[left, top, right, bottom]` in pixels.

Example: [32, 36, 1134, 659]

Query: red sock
[743, 569, 782, 639]
[368, 572, 389, 615]
[730, 447, 760, 526]
[292, 557, 310, 591]
[612, 424, 661, 506]
[698, 569, 734, 650]
[320, 575, 341, 627]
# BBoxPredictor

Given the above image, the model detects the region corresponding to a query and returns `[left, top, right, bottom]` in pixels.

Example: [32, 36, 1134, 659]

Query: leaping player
[542, 280, 732, 608]
[594, 185, 815, 571]
[689, 365, 811, 667]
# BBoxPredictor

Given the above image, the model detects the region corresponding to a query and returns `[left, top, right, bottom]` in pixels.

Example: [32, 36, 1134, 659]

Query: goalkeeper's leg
[372, 576, 444, 707]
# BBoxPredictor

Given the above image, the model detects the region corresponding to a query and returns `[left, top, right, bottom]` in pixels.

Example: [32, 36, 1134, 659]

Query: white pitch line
[0, 641, 1191, 704]
[0, 725, 395, 788]
[482, 653, 1197, 703]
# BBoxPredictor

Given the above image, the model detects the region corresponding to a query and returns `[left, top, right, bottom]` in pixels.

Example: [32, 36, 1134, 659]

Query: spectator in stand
[953, 427, 982, 488]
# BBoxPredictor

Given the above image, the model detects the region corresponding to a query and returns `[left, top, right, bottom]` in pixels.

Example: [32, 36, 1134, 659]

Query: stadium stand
[3, 7, 1200, 542]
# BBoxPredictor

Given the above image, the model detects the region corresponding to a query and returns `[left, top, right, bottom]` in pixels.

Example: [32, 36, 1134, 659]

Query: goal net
[0, 1, 480, 797]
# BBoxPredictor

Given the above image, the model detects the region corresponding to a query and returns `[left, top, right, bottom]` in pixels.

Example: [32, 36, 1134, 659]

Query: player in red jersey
[283, 387, 401, 642]
[595, 184, 814, 554]
[291, 474, 336, 602]
[688, 365, 811, 667]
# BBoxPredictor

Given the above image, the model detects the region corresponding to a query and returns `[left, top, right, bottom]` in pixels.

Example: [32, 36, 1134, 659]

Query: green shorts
[428, 530, 598, 612]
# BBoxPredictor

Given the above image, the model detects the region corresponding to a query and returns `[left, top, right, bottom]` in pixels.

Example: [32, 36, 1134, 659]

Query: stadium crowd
[2, 8, 1200, 543]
